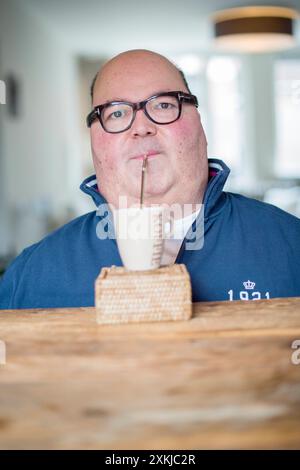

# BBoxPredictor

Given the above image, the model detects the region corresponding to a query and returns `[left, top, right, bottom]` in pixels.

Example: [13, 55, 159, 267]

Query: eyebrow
[103, 98, 124, 104]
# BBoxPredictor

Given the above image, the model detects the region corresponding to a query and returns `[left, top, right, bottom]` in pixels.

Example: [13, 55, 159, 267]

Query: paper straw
[140, 155, 148, 208]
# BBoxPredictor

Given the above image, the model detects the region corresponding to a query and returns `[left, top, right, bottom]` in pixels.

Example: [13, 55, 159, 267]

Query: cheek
[166, 115, 205, 179]
[91, 131, 119, 170]
[169, 117, 200, 158]
[92, 129, 112, 154]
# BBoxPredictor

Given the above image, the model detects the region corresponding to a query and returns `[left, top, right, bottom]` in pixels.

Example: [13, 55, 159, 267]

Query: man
[0, 49, 300, 309]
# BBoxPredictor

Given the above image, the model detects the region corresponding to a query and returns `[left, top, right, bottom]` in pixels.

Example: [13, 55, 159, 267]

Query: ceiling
[24, 0, 300, 56]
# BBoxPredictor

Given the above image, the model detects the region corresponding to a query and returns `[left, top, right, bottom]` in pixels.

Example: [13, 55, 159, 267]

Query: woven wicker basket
[95, 264, 192, 324]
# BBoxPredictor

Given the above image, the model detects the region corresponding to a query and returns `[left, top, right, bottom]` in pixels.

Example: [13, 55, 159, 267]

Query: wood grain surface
[0, 297, 300, 449]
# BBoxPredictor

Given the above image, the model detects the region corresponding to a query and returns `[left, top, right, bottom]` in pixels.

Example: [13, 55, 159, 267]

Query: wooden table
[0, 297, 300, 450]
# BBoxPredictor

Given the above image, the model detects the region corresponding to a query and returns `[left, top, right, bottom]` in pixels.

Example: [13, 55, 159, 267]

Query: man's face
[90, 50, 208, 209]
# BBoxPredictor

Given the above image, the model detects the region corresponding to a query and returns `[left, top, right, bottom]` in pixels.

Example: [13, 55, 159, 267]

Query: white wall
[0, 37, 8, 257]
[0, 0, 85, 254]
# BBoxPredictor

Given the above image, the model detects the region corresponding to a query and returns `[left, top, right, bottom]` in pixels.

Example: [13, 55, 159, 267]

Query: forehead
[93, 53, 186, 104]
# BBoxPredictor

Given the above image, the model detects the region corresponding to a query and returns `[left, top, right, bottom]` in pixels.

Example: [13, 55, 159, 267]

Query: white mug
[113, 206, 172, 271]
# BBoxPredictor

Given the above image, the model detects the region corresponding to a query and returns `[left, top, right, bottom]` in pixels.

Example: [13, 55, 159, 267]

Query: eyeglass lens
[101, 95, 180, 132]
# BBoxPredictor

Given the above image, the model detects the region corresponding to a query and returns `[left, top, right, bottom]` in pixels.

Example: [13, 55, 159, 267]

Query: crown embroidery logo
[243, 280, 255, 290]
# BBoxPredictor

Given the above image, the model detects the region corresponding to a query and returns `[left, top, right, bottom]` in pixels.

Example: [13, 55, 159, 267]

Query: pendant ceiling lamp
[212, 6, 299, 53]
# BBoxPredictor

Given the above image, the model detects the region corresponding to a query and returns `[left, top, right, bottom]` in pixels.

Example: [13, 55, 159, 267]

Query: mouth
[131, 150, 161, 160]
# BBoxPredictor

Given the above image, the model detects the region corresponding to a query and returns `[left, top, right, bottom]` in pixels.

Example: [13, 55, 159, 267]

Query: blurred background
[0, 0, 300, 275]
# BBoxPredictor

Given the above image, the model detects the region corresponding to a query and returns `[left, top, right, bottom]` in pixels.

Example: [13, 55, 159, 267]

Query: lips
[131, 150, 160, 160]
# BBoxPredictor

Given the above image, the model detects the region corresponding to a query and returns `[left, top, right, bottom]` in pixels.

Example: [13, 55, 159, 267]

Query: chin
[143, 182, 173, 202]
[125, 170, 173, 200]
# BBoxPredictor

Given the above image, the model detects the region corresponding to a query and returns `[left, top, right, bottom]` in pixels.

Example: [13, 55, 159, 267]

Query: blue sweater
[1, 159, 300, 309]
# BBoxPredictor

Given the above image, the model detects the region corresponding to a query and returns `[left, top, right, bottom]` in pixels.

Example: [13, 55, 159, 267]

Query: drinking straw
[140, 155, 148, 208]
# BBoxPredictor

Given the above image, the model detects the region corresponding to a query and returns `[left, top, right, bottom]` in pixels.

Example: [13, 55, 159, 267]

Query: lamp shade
[212, 6, 298, 53]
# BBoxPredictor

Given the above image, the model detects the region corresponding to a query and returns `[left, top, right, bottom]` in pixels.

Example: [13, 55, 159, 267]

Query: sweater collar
[80, 158, 230, 219]
[203, 158, 230, 219]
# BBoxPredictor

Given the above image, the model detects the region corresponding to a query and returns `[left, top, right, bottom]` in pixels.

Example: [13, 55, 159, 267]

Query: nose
[130, 109, 157, 137]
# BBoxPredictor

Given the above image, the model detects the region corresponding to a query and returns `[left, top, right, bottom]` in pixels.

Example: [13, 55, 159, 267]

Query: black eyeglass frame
[86, 91, 198, 133]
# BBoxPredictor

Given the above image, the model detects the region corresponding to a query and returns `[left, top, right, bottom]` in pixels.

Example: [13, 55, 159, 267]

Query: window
[206, 57, 243, 174]
[174, 54, 244, 175]
[274, 59, 300, 177]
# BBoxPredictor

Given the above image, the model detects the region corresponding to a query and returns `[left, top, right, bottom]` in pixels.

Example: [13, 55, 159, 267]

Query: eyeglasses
[86, 91, 198, 133]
